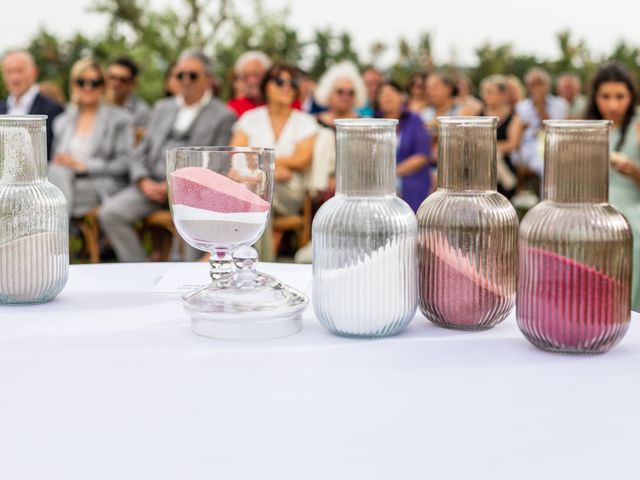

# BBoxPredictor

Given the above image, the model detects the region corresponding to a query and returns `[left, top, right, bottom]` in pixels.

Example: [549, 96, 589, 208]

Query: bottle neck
[438, 117, 497, 192]
[336, 120, 397, 196]
[543, 121, 610, 203]
[0, 117, 48, 183]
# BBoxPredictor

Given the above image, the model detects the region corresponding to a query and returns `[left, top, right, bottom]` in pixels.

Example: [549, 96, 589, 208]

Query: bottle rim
[437, 116, 498, 125]
[544, 119, 612, 128]
[0, 114, 48, 123]
[335, 118, 398, 128]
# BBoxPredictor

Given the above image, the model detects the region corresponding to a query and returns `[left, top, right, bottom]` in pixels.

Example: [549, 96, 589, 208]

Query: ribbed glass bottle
[417, 117, 518, 329]
[517, 120, 632, 353]
[0, 116, 69, 304]
[312, 119, 417, 337]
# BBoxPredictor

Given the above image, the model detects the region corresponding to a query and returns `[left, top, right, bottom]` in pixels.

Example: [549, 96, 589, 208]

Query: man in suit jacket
[0, 50, 64, 158]
[99, 49, 236, 262]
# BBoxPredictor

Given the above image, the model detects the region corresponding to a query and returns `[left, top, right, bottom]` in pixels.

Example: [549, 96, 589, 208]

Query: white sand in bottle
[0, 232, 68, 303]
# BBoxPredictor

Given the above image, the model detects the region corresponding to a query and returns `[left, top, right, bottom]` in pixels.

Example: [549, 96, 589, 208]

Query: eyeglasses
[335, 88, 355, 97]
[176, 71, 200, 82]
[108, 74, 133, 83]
[75, 78, 104, 89]
[271, 76, 298, 89]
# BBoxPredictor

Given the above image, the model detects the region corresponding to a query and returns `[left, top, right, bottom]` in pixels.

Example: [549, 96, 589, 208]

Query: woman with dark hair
[406, 72, 428, 114]
[230, 63, 318, 217]
[586, 62, 640, 310]
[376, 80, 432, 212]
[421, 71, 460, 129]
[479, 74, 523, 198]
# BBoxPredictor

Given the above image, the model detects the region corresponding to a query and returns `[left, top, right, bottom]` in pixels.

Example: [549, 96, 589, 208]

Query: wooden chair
[272, 193, 313, 257]
[72, 208, 100, 264]
[141, 209, 179, 262]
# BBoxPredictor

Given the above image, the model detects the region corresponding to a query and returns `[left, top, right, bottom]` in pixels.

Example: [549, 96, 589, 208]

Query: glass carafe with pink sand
[517, 120, 632, 353]
[166, 147, 307, 340]
[417, 117, 519, 330]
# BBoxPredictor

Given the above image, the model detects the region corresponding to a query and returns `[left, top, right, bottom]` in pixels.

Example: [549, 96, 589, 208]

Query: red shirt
[227, 97, 303, 118]
[227, 97, 263, 118]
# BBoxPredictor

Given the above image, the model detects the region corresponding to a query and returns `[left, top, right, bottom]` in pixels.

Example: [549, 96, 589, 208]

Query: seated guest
[479, 75, 523, 198]
[99, 49, 236, 262]
[310, 61, 366, 198]
[455, 72, 483, 115]
[227, 51, 271, 117]
[0, 50, 63, 158]
[556, 72, 587, 119]
[376, 80, 432, 212]
[421, 71, 460, 163]
[516, 67, 569, 181]
[406, 72, 429, 114]
[163, 61, 180, 97]
[49, 58, 133, 218]
[357, 65, 383, 117]
[294, 61, 366, 264]
[297, 68, 323, 114]
[421, 71, 460, 128]
[504, 74, 526, 110]
[230, 63, 318, 217]
[585, 62, 640, 311]
[106, 56, 150, 129]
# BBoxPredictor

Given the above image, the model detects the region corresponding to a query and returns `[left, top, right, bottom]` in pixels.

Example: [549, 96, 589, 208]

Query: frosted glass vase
[517, 120, 632, 353]
[417, 117, 518, 330]
[312, 119, 417, 337]
[0, 116, 68, 304]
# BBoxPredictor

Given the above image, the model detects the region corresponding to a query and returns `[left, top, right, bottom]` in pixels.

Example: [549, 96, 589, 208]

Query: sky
[0, 0, 639, 66]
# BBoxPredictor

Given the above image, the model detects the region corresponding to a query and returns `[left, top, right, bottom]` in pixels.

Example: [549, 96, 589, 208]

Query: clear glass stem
[209, 250, 233, 280]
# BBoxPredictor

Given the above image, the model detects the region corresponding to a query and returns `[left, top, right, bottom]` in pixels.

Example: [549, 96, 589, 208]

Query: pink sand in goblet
[517, 246, 629, 351]
[170, 167, 270, 246]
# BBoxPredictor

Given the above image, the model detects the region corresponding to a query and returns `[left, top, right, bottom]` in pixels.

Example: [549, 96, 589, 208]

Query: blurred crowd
[1, 48, 639, 302]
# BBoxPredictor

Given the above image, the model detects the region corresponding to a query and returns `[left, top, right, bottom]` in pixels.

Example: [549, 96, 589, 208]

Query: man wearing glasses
[0, 50, 63, 158]
[99, 49, 236, 262]
[106, 57, 150, 140]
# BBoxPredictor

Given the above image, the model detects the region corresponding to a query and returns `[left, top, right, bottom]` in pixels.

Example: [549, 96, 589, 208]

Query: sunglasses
[335, 88, 355, 97]
[75, 78, 103, 89]
[271, 76, 298, 89]
[176, 71, 200, 81]
[108, 74, 133, 83]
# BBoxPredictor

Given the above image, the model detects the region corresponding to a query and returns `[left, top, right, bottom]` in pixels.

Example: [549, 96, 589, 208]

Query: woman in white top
[230, 63, 318, 216]
[49, 58, 133, 218]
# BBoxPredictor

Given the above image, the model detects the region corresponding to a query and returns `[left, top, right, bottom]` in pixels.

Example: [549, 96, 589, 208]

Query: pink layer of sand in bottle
[517, 247, 629, 350]
[170, 167, 269, 213]
[420, 235, 511, 328]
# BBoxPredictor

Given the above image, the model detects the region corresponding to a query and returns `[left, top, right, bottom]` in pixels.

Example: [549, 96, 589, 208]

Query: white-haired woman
[227, 50, 272, 117]
[307, 61, 366, 197]
[293, 62, 366, 263]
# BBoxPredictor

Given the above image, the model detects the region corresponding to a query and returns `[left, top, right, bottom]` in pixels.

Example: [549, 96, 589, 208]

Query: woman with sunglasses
[230, 63, 318, 218]
[376, 80, 433, 212]
[49, 57, 133, 220]
[586, 62, 640, 311]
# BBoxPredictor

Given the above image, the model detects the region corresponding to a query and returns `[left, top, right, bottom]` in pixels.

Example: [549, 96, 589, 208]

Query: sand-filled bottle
[312, 119, 417, 337]
[0, 116, 68, 304]
[417, 117, 518, 330]
[517, 120, 632, 353]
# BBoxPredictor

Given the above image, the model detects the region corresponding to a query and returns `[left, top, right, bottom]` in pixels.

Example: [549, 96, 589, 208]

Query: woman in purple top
[376, 80, 432, 211]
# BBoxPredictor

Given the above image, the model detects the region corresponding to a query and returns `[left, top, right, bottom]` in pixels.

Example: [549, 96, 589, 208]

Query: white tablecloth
[0, 262, 638, 480]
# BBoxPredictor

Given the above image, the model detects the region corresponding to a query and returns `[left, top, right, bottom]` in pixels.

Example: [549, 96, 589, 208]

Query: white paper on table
[149, 267, 209, 294]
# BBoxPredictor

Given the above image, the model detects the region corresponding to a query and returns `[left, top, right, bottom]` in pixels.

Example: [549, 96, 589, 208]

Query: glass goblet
[166, 146, 307, 339]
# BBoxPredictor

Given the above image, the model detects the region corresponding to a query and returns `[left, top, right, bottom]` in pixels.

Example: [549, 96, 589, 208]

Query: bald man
[0, 50, 64, 158]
